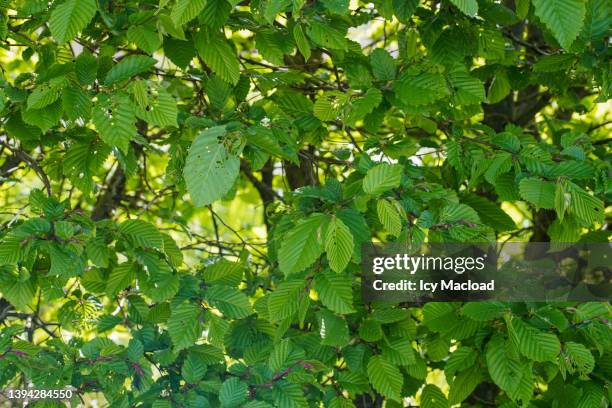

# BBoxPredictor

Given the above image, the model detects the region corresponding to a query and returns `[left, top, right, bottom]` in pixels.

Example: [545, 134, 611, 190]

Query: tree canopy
[0, 0, 610, 406]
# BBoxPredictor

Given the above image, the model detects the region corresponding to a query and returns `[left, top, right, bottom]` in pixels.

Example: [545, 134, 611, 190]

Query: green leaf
[62, 86, 92, 121]
[119, 219, 163, 249]
[127, 25, 162, 54]
[162, 233, 183, 267]
[168, 302, 201, 350]
[184, 126, 242, 206]
[219, 377, 248, 408]
[560, 342, 595, 377]
[325, 216, 354, 273]
[445, 347, 477, 379]
[507, 317, 561, 362]
[268, 279, 305, 322]
[202, 259, 244, 286]
[104, 55, 156, 85]
[163, 37, 196, 68]
[345, 88, 382, 126]
[486, 335, 533, 404]
[448, 365, 482, 405]
[27, 82, 62, 110]
[554, 181, 569, 221]
[423, 303, 456, 332]
[359, 318, 383, 342]
[395, 71, 449, 106]
[321, 0, 349, 14]
[171, 0, 207, 26]
[377, 199, 402, 237]
[382, 337, 415, 366]
[313, 92, 348, 121]
[49, 0, 97, 44]
[272, 382, 308, 408]
[182, 352, 207, 384]
[293, 24, 311, 61]
[580, 0, 610, 42]
[449, 68, 486, 105]
[205, 285, 253, 319]
[264, 0, 291, 23]
[421, 384, 449, 408]
[329, 397, 356, 408]
[573, 302, 608, 322]
[519, 177, 556, 209]
[393, 0, 419, 22]
[363, 163, 402, 195]
[22, 101, 62, 132]
[278, 213, 326, 276]
[0, 272, 36, 310]
[268, 339, 291, 372]
[576, 382, 605, 408]
[370, 48, 396, 81]
[201, 0, 232, 29]
[566, 182, 604, 226]
[532, 0, 586, 49]
[195, 29, 240, 85]
[106, 263, 135, 295]
[307, 20, 348, 51]
[450, 0, 478, 17]
[488, 70, 511, 103]
[97, 315, 122, 332]
[461, 194, 516, 231]
[135, 85, 178, 127]
[367, 355, 403, 402]
[75, 51, 98, 85]
[318, 309, 350, 347]
[462, 302, 507, 321]
[313, 272, 354, 314]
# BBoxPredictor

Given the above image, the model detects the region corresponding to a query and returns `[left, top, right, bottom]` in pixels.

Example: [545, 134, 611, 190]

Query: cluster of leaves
[0, 0, 610, 406]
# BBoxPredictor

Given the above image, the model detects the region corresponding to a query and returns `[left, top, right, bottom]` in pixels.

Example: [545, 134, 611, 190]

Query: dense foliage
[0, 0, 610, 406]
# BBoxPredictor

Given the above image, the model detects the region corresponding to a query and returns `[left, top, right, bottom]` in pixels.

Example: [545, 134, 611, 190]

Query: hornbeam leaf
[450, 0, 478, 17]
[293, 24, 311, 61]
[462, 301, 507, 321]
[314, 272, 354, 314]
[205, 285, 253, 319]
[49, 0, 97, 44]
[324, 217, 354, 273]
[168, 302, 202, 350]
[219, 377, 248, 408]
[278, 213, 326, 276]
[367, 355, 403, 402]
[363, 163, 402, 195]
[560, 342, 595, 377]
[532, 0, 586, 49]
[421, 384, 449, 408]
[127, 25, 162, 54]
[461, 194, 516, 231]
[507, 317, 561, 362]
[268, 279, 306, 322]
[195, 29, 240, 85]
[184, 126, 243, 207]
[104, 55, 156, 85]
[171, 0, 207, 26]
[395, 71, 449, 105]
[566, 181, 604, 226]
[92, 94, 136, 154]
[486, 335, 534, 404]
[377, 199, 402, 237]
[370, 48, 396, 81]
[519, 177, 555, 209]
[135, 85, 178, 127]
[119, 219, 163, 249]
